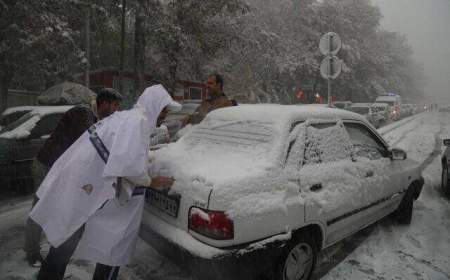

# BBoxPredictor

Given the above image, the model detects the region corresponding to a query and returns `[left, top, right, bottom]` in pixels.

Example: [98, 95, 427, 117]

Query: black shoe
[26, 253, 43, 268]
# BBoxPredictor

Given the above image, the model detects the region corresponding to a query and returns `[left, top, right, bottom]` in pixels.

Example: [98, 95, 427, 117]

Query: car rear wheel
[274, 233, 317, 280]
[395, 186, 414, 225]
[442, 162, 450, 195]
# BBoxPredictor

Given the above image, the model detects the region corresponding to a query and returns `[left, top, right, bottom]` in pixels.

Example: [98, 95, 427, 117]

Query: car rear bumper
[139, 209, 287, 280]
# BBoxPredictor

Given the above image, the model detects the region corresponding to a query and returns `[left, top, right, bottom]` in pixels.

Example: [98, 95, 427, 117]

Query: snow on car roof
[206, 104, 368, 125]
[2, 105, 73, 117]
[28, 105, 74, 116]
[1, 106, 38, 116]
[0, 106, 73, 139]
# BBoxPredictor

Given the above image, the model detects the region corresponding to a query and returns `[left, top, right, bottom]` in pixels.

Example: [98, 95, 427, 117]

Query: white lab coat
[30, 85, 180, 266]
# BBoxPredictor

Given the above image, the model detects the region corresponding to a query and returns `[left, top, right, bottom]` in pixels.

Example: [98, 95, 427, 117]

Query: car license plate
[145, 188, 180, 218]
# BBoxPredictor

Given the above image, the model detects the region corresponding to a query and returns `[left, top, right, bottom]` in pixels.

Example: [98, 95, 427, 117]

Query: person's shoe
[26, 253, 43, 268]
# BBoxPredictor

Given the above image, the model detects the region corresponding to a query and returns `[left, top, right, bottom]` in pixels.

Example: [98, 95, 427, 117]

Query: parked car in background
[140, 104, 424, 280]
[332, 101, 352, 110]
[0, 106, 72, 193]
[375, 93, 401, 120]
[348, 103, 384, 128]
[400, 104, 414, 118]
[163, 101, 201, 139]
[0, 106, 37, 130]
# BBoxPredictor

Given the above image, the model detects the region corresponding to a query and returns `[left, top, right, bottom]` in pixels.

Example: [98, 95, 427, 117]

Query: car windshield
[0, 112, 34, 133]
[349, 107, 370, 115]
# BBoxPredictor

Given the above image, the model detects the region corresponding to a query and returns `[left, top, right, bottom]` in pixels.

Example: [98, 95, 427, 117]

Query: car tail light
[188, 207, 234, 240]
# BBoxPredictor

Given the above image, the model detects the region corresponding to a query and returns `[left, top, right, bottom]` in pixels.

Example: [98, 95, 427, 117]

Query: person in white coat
[29, 85, 181, 280]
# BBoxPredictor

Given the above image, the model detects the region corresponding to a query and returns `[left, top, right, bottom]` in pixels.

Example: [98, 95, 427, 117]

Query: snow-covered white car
[140, 105, 424, 280]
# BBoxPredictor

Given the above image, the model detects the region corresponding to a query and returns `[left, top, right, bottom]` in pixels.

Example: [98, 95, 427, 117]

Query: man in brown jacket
[182, 74, 233, 126]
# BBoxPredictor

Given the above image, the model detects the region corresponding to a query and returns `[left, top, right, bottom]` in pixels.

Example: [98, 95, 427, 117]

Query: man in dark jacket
[24, 88, 122, 267]
[181, 74, 233, 125]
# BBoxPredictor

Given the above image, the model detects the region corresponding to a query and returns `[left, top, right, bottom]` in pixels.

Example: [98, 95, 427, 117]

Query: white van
[375, 94, 401, 120]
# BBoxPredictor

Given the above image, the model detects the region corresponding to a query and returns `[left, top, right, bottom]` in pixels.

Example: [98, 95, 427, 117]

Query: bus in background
[375, 93, 402, 121]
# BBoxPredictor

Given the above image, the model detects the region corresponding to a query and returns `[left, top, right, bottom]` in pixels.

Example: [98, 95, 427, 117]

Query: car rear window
[186, 119, 274, 149]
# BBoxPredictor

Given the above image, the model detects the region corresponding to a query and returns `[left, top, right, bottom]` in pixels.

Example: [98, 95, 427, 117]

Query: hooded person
[29, 85, 181, 280]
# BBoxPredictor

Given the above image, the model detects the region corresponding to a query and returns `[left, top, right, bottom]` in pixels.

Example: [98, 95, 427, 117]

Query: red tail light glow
[188, 207, 234, 240]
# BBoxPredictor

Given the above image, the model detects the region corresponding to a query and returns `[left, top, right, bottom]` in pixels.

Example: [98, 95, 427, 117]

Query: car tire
[441, 162, 450, 195]
[274, 232, 317, 280]
[395, 186, 414, 225]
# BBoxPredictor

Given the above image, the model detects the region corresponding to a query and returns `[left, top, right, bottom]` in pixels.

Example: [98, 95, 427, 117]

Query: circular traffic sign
[320, 56, 342, 79]
[319, 32, 342, 56]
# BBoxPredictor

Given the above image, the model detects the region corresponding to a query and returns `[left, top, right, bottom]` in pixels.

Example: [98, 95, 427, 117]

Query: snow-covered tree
[0, 0, 86, 111]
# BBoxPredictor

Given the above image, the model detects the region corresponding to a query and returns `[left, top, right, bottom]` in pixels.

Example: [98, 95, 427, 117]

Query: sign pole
[328, 36, 332, 106]
[319, 32, 342, 107]
[328, 78, 331, 106]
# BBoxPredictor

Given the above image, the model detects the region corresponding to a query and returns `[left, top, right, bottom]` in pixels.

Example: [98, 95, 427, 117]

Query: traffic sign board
[320, 56, 342, 79]
[319, 32, 342, 56]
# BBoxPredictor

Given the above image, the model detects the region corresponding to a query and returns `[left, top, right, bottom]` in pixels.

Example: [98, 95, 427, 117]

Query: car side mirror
[391, 148, 407, 160]
[443, 139, 450, 147]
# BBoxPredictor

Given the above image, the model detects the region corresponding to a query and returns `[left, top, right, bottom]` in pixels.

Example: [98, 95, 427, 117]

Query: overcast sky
[372, 0, 450, 103]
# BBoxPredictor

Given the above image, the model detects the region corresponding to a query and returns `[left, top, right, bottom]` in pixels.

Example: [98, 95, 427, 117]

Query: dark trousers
[24, 195, 42, 258]
[37, 225, 120, 280]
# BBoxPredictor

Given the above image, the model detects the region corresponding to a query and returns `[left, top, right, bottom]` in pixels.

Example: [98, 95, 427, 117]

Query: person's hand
[150, 176, 175, 190]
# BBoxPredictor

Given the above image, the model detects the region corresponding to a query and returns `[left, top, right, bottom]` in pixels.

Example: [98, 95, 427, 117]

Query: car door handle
[310, 183, 322, 192]
[365, 170, 374, 178]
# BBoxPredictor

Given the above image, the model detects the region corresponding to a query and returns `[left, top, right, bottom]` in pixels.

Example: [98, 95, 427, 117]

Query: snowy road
[1, 112, 450, 280]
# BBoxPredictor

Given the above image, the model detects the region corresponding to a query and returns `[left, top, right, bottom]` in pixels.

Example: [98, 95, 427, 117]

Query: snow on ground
[0, 111, 449, 280]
